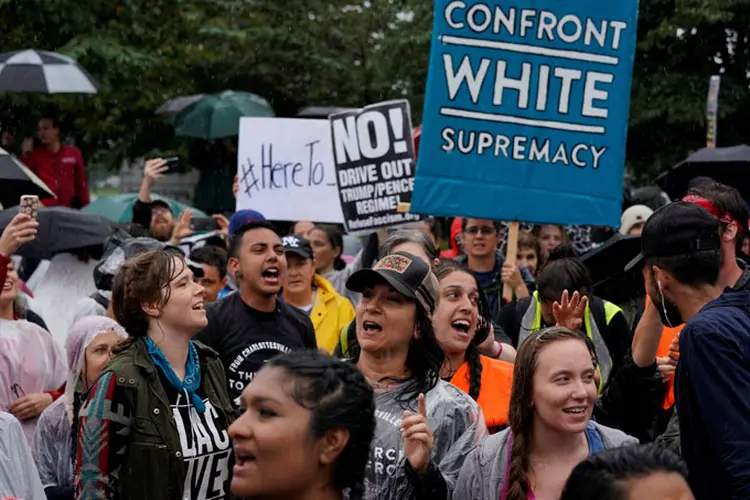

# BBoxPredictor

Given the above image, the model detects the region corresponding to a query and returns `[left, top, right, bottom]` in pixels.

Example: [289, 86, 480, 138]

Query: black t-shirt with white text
[196, 293, 317, 405]
[159, 373, 232, 500]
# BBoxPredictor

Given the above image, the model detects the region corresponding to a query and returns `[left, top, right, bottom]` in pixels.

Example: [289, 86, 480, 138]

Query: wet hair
[310, 224, 346, 270]
[517, 232, 543, 272]
[432, 260, 484, 400]
[228, 220, 279, 259]
[379, 229, 439, 261]
[536, 245, 592, 304]
[348, 286, 444, 405]
[111, 250, 184, 352]
[506, 327, 598, 500]
[561, 444, 688, 500]
[190, 245, 228, 279]
[645, 250, 721, 288]
[688, 181, 749, 252]
[266, 350, 376, 500]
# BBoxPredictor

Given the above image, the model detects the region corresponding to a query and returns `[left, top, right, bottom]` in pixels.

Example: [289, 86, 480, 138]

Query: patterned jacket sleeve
[74, 372, 133, 500]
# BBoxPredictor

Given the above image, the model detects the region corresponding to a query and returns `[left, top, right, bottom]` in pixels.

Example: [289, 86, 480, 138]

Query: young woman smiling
[432, 260, 514, 433]
[74, 251, 235, 500]
[454, 327, 637, 500]
[345, 251, 487, 499]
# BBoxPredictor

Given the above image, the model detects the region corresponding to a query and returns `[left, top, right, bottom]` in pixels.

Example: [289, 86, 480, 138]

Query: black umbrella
[0, 147, 55, 209]
[656, 145, 750, 200]
[0, 206, 115, 259]
[580, 233, 644, 304]
[0, 49, 99, 93]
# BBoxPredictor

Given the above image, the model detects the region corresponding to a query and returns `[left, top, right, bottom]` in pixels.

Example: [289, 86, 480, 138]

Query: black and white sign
[329, 100, 420, 233]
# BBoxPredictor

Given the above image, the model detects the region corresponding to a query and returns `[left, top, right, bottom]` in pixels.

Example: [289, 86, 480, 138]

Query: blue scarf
[144, 338, 206, 413]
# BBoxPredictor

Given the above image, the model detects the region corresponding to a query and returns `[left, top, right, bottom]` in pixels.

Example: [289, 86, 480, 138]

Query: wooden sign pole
[502, 222, 520, 302]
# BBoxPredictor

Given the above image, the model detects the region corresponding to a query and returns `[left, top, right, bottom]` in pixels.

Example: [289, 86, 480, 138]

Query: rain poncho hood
[364, 379, 487, 499]
[62, 316, 127, 421]
[0, 412, 46, 500]
[0, 318, 67, 442]
[31, 316, 127, 491]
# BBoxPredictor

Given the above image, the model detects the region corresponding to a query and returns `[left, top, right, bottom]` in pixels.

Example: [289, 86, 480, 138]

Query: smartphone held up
[19, 195, 40, 220]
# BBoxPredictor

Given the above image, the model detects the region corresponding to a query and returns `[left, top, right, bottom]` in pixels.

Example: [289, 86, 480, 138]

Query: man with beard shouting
[625, 201, 750, 499]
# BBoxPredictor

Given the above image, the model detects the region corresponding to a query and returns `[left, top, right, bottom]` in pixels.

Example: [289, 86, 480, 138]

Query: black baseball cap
[346, 251, 439, 317]
[282, 235, 314, 260]
[151, 199, 172, 212]
[624, 201, 721, 272]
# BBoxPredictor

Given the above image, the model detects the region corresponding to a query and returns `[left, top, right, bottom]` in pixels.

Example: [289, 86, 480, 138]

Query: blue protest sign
[410, 0, 639, 227]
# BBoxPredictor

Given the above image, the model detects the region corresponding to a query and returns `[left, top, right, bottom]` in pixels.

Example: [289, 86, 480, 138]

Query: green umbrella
[83, 193, 206, 224]
[173, 90, 275, 140]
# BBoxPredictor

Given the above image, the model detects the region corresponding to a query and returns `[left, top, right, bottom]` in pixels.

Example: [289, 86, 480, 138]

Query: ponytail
[465, 341, 483, 401]
[506, 432, 532, 500]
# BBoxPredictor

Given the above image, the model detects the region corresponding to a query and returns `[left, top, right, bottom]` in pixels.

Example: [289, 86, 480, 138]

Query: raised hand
[169, 210, 195, 245]
[0, 213, 38, 257]
[400, 393, 434, 474]
[553, 290, 588, 331]
[143, 158, 169, 189]
[212, 214, 230, 237]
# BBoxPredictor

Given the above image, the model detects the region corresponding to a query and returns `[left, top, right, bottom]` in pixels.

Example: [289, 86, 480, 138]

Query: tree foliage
[0, 0, 748, 180]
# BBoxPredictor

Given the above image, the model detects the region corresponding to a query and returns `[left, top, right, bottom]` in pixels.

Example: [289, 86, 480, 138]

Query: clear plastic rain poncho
[0, 318, 67, 443]
[0, 411, 46, 500]
[364, 379, 488, 499]
[31, 316, 127, 490]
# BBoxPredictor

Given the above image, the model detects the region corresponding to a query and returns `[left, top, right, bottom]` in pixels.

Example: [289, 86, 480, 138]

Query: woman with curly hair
[432, 260, 514, 433]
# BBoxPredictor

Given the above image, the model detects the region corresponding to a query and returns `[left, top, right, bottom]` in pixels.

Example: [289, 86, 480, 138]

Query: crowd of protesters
[1, 162, 748, 500]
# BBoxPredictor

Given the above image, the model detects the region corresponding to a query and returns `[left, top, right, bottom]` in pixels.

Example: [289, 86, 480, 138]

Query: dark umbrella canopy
[656, 145, 750, 200]
[0, 206, 115, 259]
[580, 233, 644, 304]
[0, 147, 55, 209]
[155, 93, 205, 116]
[174, 90, 275, 140]
[0, 49, 99, 93]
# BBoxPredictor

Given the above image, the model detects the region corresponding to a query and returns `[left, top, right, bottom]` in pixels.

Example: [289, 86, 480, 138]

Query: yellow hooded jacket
[310, 274, 356, 353]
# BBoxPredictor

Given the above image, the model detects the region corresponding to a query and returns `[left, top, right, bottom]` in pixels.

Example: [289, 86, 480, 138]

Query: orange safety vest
[450, 356, 514, 431]
[642, 296, 682, 409]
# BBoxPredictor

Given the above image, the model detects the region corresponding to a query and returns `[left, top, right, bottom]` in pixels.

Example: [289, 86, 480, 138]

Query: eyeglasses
[465, 226, 496, 236]
[11, 383, 24, 399]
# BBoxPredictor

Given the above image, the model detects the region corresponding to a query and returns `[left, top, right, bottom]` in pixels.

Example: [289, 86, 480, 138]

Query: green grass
[91, 188, 121, 198]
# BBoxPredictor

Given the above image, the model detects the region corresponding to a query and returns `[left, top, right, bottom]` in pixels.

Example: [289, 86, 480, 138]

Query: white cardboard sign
[236, 118, 344, 223]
